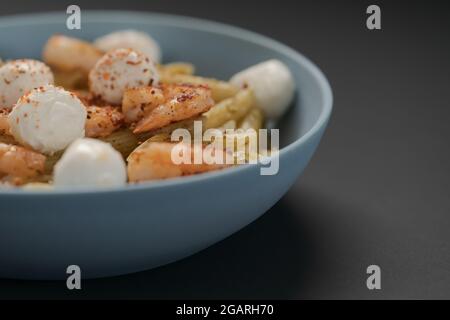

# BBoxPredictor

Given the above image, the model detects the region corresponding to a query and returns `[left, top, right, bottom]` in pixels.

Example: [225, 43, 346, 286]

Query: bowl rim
[0, 10, 333, 196]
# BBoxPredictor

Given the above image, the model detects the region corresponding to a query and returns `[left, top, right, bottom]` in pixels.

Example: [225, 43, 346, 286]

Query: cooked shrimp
[127, 142, 229, 182]
[43, 35, 104, 74]
[0, 143, 46, 185]
[85, 106, 124, 138]
[72, 90, 92, 105]
[122, 86, 166, 124]
[123, 84, 214, 134]
[0, 110, 17, 145]
[76, 91, 125, 138]
[73, 90, 110, 107]
[0, 109, 10, 135]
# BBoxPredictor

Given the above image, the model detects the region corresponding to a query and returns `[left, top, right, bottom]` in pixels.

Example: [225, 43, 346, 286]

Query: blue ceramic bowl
[0, 11, 332, 280]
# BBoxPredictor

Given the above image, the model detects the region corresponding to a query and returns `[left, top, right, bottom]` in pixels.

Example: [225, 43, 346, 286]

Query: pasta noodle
[238, 107, 264, 131]
[101, 128, 140, 158]
[158, 62, 195, 76]
[203, 89, 255, 129]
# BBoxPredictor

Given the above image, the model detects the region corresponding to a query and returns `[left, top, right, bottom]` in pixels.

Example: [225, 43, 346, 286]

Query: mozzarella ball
[8, 85, 86, 154]
[54, 138, 127, 187]
[230, 59, 295, 120]
[0, 59, 54, 110]
[89, 48, 159, 105]
[94, 29, 162, 63]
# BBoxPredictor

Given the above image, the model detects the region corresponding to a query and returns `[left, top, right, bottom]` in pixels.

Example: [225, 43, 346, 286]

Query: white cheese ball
[94, 29, 162, 63]
[54, 138, 127, 187]
[0, 59, 54, 110]
[8, 85, 86, 154]
[230, 59, 295, 120]
[89, 48, 159, 105]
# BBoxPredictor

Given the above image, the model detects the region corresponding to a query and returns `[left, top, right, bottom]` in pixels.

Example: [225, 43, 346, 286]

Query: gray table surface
[0, 0, 449, 299]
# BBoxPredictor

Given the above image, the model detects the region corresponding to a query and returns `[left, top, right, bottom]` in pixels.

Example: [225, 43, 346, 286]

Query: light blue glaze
[0, 11, 332, 279]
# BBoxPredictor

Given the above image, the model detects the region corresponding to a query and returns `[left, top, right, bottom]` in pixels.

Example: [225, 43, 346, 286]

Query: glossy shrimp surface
[75, 91, 125, 138]
[123, 84, 214, 134]
[127, 142, 228, 182]
[0, 109, 10, 135]
[85, 106, 124, 138]
[43, 35, 103, 74]
[0, 143, 46, 185]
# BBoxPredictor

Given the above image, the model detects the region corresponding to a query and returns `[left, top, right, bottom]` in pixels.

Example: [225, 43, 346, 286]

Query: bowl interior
[0, 11, 329, 151]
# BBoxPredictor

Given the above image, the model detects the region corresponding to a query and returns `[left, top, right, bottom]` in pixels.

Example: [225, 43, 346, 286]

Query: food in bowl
[0, 12, 332, 280]
[0, 30, 295, 189]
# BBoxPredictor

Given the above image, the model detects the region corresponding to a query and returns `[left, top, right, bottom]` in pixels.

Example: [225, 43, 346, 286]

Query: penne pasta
[238, 107, 264, 131]
[203, 89, 255, 129]
[141, 116, 202, 138]
[146, 133, 172, 142]
[100, 128, 140, 158]
[158, 62, 195, 76]
[218, 120, 237, 131]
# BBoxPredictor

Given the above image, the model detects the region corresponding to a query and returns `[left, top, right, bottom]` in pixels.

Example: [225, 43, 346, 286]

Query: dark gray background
[0, 0, 449, 299]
